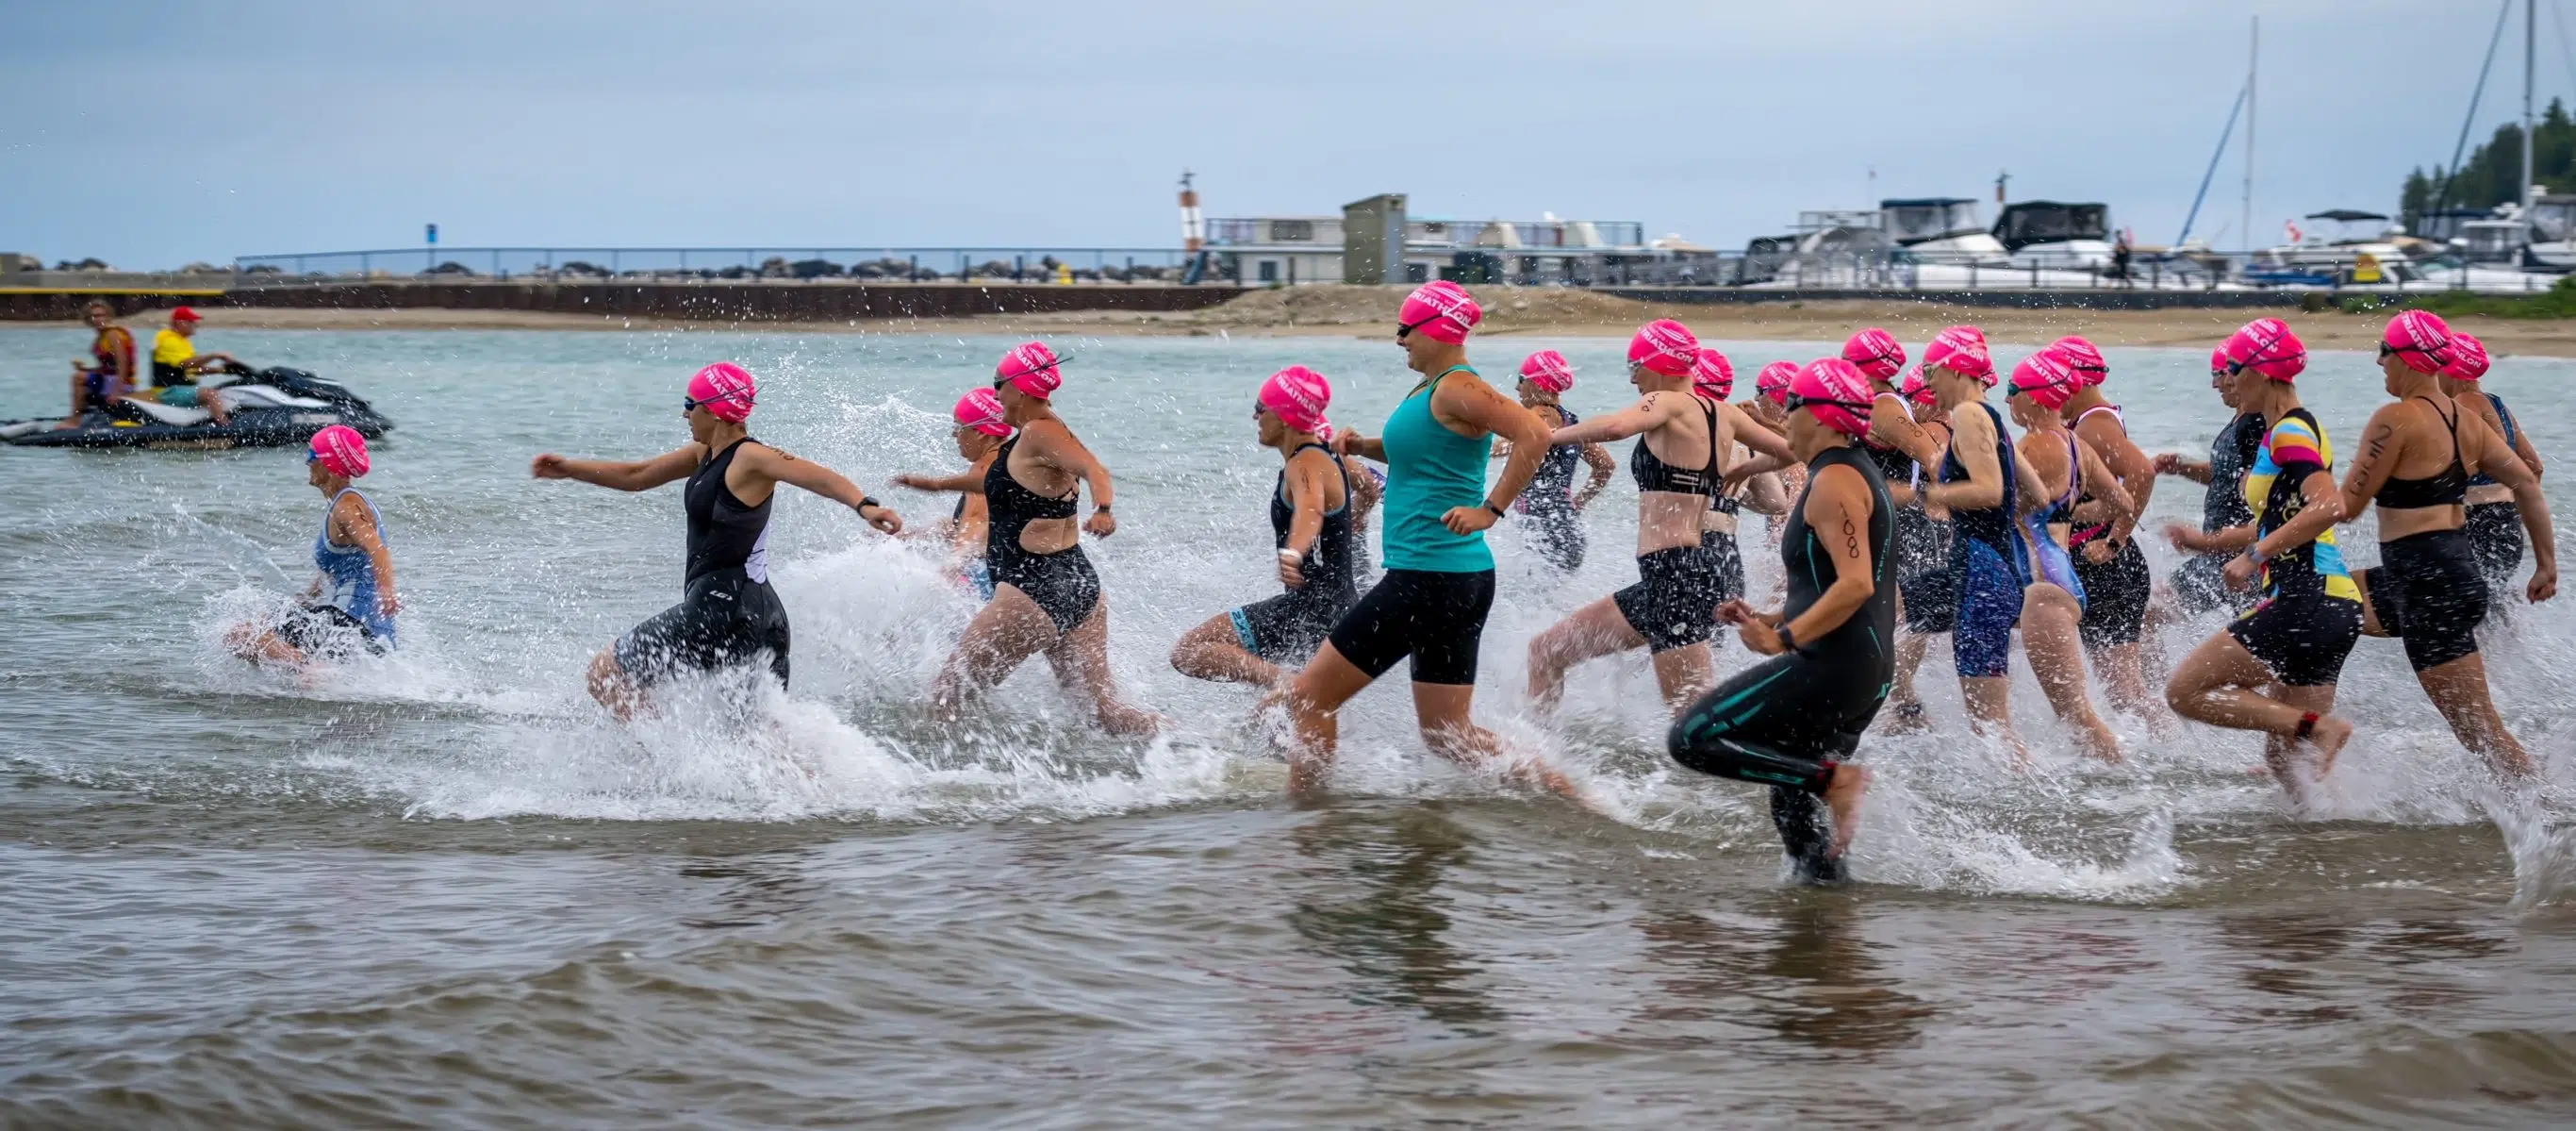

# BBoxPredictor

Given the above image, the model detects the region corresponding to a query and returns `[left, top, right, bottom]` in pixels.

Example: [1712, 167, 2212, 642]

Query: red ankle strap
[2294, 711, 2319, 740]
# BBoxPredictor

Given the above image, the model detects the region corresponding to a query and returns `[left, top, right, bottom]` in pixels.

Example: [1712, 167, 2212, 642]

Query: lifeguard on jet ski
[1, 303, 391, 449]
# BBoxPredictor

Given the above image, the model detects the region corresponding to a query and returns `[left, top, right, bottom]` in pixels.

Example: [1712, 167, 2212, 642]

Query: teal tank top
[1379, 366, 1495, 573]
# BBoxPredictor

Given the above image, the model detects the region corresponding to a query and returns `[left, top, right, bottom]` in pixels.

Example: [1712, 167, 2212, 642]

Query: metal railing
[230, 246, 1231, 286]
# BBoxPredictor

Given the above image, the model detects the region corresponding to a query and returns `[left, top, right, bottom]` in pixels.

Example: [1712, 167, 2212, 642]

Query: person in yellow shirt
[142, 307, 239, 424]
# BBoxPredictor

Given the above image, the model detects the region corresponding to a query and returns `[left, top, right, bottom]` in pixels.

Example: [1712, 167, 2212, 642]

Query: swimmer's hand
[2531, 563, 2559, 603]
[1331, 429, 1361, 457]
[2163, 523, 2207, 553]
[2222, 551, 2260, 591]
[1084, 508, 1117, 538]
[2083, 539, 2117, 564]
[855, 502, 903, 535]
[2153, 453, 2182, 474]
[530, 454, 571, 479]
[1277, 548, 1306, 588]
[1440, 506, 1498, 535]
[378, 590, 402, 618]
[892, 473, 936, 491]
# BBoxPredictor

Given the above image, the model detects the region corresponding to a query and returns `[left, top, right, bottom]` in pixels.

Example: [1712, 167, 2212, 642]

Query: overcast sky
[0, 1, 2555, 267]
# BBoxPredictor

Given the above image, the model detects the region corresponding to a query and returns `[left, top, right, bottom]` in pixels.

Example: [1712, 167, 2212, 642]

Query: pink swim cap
[2051, 336, 2108, 387]
[997, 341, 1064, 398]
[2444, 332, 2491, 381]
[686, 362, 757, 423]
[1791, 358, 1875, 437]
[1692, 347, 1736, 399]
[1900, 371, 1938, 407]
[1397, 280, 1480, 343]
[1920, 324, 1995, 386]
[2382, 310, 2454, 374]
[2009, 350, 2083, 410]
[307, 424, 370, 477]
[2224, 318, 2307, 383]
[952, 387, 1011, 437]
[1756, 360, 1799, 407]
[1627, 319, 1699, 377]
[1258, 365, 1333, 434]
[2210, 344, 2230, 377]
[1519, 350, 1576, 394]
[1841, 327, 1908, 382]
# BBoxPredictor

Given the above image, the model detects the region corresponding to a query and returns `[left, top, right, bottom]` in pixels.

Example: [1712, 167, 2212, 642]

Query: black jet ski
[0, 368, 393, 450]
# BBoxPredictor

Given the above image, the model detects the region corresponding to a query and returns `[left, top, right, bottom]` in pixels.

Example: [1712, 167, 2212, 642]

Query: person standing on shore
[2437, 332, 2548, 608]
[532, 363, 903, 719]
[2337, 311, 2558, 781]
[1668, 358, 1895, 885]
[2162, 320, 2360, 807]
[893, 388, 1015, 601]
[930, 342, 1162, 736]
[2157, 345, 2268, 618]
[1170, 366, 1362, 689]
[1493, 349, 1613, 574]
[1285, 282, 1564, 796]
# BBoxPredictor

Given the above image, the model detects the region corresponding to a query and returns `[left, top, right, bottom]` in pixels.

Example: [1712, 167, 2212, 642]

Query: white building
[1203, 212, 1657, 286]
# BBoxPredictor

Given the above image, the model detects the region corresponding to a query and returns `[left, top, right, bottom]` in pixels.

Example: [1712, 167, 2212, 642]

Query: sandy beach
[21, 286, 2576, 357]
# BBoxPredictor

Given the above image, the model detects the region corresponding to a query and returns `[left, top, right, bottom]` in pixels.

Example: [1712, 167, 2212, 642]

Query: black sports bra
[2372, 396, 2468, 510]
[1630, 398, 1721, 496]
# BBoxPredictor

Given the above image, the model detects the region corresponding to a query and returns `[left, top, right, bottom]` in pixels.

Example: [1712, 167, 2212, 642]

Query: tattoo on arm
[1841, 507, 1860, 559]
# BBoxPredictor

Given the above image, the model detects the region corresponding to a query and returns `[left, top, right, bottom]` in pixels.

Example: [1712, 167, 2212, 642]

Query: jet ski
[0, 368, 393, 450]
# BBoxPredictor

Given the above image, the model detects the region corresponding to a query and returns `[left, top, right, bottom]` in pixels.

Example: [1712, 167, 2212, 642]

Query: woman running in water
[2158, 345, 2268, 618]
[1171, 366, 1362, 688]
[1494, 350, 1614, 573]
[1881, 361, 1957, 729]
[893, 388, 1014, 600]
[2052, 336, 2165, 720]
[2006, 350, 2133, 762]
[1287, 281, 1561, 796]
[2337, 311, 2559, 781]
[1668, 358, 1895, 885]
[534, 363, 902, 718]
[2440, 332, 2549, 607]
[229, 425, 400, 669]
[2163, 319, 2360, 806]
[1526, 321, 1793, 715]
[929, 342, 1160, 736]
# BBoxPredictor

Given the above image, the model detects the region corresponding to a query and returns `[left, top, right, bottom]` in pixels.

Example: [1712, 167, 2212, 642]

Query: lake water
[8, 325, 2576, 1126]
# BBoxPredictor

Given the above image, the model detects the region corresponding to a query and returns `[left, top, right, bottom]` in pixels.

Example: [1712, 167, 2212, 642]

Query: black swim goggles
[1782, 393, 1872, 415]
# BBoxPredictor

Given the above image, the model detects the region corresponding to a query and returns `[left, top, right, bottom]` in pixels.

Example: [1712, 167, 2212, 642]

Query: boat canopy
[2304, 209, 2389, 223]
[1991, 201, 2110, 251]
[1878, 198, 1983, 244]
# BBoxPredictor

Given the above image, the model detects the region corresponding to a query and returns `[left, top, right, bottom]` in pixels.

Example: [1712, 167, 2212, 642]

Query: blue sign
[425, 224, 438, 246]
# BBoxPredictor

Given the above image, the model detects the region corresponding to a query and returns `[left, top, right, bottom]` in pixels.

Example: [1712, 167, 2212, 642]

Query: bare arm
[1924, 407, 2002, 511]
[1020, 421, 1118, 537]
[2073, 441, 2136, 529]
[1332, 431, 1388, 462]
[1740, 471, 1790, 517]
[1278, 451, 1333, 587]
[333, 494, 399, 618]
[2465, 413, 2559, 601]
[1435, 376, 1550, 533]
[2078, 418, 2154, 541]
[1573, 443, 1616, 509]
[2155, 452, 2216, 485]
[735, 443, 903, 534]
[1731, 464, 1877, 655]
[1724, 402, 1795, 465]
[530, 444, 702, 491]
[1551, 392, 1677, 446]
[2251, 470, 2346, 563]
[893, 467, 985, 494]
[1868, 397, 1940, 466]
[2334, 407, 2405, 524]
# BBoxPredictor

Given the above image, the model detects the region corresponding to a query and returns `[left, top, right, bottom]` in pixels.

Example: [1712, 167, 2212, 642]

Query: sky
[0, 0, 2557, 268]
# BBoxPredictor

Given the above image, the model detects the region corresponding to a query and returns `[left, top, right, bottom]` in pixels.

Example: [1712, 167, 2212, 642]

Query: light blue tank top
[315, 488, 396, 644]
[1379, 366, 1495, 573]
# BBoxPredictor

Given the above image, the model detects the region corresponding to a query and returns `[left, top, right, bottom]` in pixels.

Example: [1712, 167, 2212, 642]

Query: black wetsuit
[615, 438, 793, 687]
[1615, 400, 1726, 654]
[985, 434, 1101, 636]
[2172, 411, 2266, 615]
[1668, 444, 1896, 885]
[1524, 407, 1588, 572]
[1228, 445, 1362, 664]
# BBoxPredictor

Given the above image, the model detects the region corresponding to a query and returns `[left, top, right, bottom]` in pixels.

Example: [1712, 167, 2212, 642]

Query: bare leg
[1881, 629, 1935, 732]
[1958, 674, 2031, 769]
[2164, 630, 2353, 804]
[1283, 643, 1375, 797]
[1821, 763, 1871, 857]
[1524, 596, 1648, 716]
[227, 622, 307, 670]
[1169, 612, 1282, 687]
[2023, 584, 2121, 762]
[1412, 680, 1577, 798]
[1043, 601, 1164, 737]
[931, 585, 1057, 720]
[1648, 643, 1715, 718]
[59, 373, 90, 429]
[586, 648, 646, 722]
[2415, 653, 2536, 779]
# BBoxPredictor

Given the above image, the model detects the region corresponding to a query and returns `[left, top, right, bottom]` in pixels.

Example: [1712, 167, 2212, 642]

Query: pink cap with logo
[1627, 319, 1700, 377]
[997, 341, 1065, 398]
[1756, 360, 1799, 407]
[1692, 346, 1735, 399]
[1519, 350, 1576, 393]
[307, 424, 370, 477]
[2382, 310, 2455, 374]
[1397, 280, 1480, 343]
[1791, 358, 1875, 437]
[2051, 335, 2108, 387]
[952, 388, 1012, 437]
[2009, 350, 2083, 410]
[1258, 365, 1333, 434]
[1900, 371, 1938, 407]
[2443, 331, 2491, 381]
[1919, 324, 1995, 385]
[686, 361, 757, 423]
[2223, 318, 2307, 382]
[1841, 327, 1907, 382]
[2210, 344, 2230, 376]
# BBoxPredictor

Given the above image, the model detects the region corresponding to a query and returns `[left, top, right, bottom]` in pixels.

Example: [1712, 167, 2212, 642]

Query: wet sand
[27, 289, 2576, 357]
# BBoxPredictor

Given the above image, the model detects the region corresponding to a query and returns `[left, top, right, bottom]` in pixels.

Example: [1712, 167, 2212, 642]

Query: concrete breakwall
[0, 280, 1249, 322]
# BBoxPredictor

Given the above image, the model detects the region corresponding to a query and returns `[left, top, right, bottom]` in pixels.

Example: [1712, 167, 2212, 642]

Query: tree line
[2401, 97, 2576, 228]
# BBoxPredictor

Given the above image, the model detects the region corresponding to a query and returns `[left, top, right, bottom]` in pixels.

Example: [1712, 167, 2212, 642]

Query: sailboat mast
[2241, 15, 2257, 251]
[2524, 0, 2537, 220]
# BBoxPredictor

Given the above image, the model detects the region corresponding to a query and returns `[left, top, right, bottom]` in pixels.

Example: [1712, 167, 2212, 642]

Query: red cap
[170, 306, 202, 323]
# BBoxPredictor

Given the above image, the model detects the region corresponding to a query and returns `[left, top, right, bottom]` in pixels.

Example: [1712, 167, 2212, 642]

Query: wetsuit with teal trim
[1945, 403, 2031, 680]
[1667, 443, 1896, 884]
